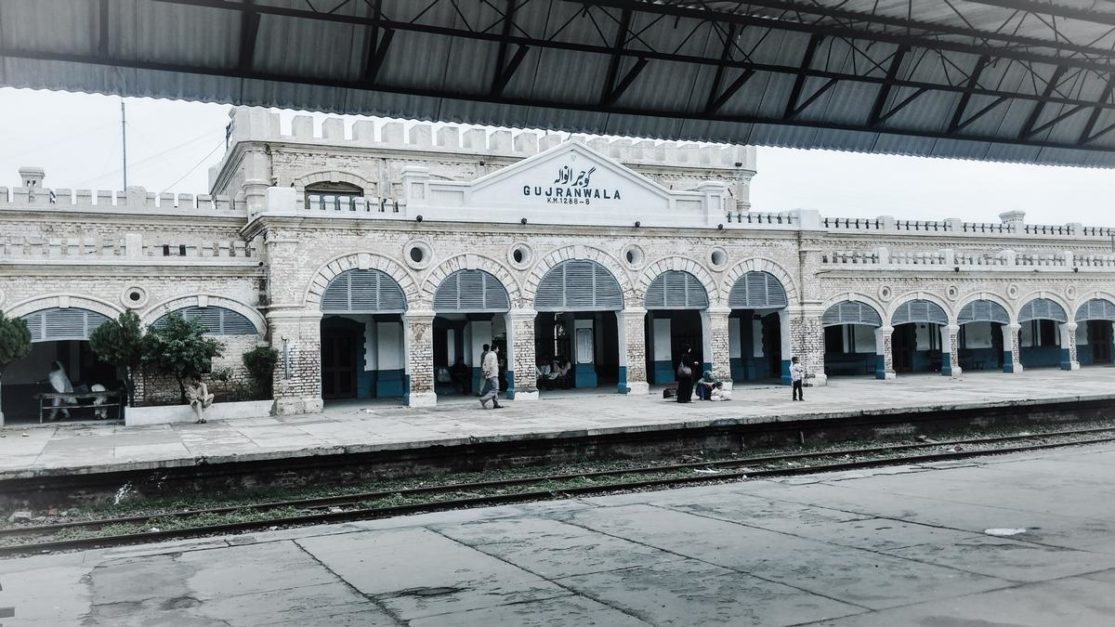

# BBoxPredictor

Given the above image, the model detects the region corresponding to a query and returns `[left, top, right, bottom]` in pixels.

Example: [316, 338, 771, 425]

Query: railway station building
[2, 106, 1115, 421]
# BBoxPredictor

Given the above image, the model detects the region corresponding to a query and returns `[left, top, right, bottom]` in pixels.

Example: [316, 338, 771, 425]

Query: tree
[0, 312, 33, 424]
[242, 346, 279, 399]
[142, 314, 224, 404]
[88, 310, 144, 407]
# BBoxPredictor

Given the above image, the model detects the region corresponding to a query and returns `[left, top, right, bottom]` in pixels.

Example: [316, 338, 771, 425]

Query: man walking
[479, 344, 504, 409]
[790, 356, 805, 401]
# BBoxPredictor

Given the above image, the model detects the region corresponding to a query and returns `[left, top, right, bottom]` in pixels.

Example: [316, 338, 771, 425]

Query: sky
[2, 86, 1113, 227]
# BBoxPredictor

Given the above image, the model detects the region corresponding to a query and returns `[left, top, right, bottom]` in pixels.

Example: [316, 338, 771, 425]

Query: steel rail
[1, 427, 1113, 556]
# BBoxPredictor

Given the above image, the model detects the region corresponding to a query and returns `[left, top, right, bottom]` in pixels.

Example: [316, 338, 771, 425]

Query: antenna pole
[121, 100, 128, 189]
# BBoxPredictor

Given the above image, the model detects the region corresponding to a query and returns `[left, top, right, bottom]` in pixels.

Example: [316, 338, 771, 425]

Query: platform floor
[1, 369, 1114, 479]
[2, 440, 1114, 625]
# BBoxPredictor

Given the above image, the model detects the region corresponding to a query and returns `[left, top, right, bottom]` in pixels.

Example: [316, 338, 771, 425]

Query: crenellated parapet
[0, 185, 246, 216]
[222, 106, 756, 171]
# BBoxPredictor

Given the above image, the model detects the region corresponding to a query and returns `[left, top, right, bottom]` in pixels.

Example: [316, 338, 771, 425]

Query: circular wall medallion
[878, 285, 893, 302]
[945, 285, 960, 301]
[1065, 285, 1078, 300]
[709, 247, 728, 270]
[403, 239, 433, 270]
[623, 245, 645, 269]
[507, 242, 533, 270]
[1007, 283, 1020, 299]
[120, 286, 148, 309]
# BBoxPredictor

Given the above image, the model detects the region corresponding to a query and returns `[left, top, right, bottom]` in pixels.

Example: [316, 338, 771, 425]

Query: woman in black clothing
[675, 346, 698, 403]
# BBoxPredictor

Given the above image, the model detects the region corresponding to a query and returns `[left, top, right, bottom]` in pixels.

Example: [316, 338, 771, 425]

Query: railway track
[2, 426, 1114, 557]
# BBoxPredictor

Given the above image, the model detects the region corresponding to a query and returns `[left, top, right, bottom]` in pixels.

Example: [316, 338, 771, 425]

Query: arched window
[306, 182, 363, 212]
[153, 306, 258, 335]
[22, 308, 109, 342]
[535, 260, 623, 312]
[728, 271, 787, 309]
[645, 271, 709, 310]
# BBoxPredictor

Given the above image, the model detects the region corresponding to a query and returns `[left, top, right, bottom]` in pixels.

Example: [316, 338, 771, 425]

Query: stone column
[617, 308, 649, 395]
[268, 309, 324, 416]
[403, 310, 437, 407]
[875, 325, 896, 380]
[791, 306, 828, 387]
[1059, 321, 1080, 370]
[940, 324, 961, 377]
[1002, 323, 1023, 373]
[706, 306, 733, 385]
[508, 308, 538, 400]
[778, 308, 793, 384]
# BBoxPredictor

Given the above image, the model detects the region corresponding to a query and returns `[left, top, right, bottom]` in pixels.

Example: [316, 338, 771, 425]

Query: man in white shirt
[479, 345, 503, 409]
[790, 356, 805, 401]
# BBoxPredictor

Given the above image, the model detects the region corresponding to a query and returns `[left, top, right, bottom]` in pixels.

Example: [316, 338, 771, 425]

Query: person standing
[790, 356, 805, 401]
[675, 346, 698, 403]
[479, 344, 503, 409]
[47, 361, 75, 420]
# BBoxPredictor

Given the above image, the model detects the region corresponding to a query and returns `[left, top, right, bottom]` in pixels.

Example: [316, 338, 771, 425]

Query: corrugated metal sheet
[4, 0, 1115, 166]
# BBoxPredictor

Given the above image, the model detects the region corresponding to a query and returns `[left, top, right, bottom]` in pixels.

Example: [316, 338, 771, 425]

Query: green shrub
[142, 314, 223, 404]
[88, 311, 144, 406]
[243, 346, 279, 399]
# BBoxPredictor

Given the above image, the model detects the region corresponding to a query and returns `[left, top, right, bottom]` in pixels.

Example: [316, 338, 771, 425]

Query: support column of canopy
[1003, 323, 1023, 373]
[940, 324, 962, 377]
[268, 308, 324, 416]
[875, 325, 896, 380]
[508, 308, 538, 400]
[1059, 321, 1080, 370]
[617, 307, 648, 395]
[403, 309, 437, 407]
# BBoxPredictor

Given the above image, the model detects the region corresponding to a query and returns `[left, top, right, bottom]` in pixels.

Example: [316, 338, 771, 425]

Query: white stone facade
[3, 105, 1115, 422]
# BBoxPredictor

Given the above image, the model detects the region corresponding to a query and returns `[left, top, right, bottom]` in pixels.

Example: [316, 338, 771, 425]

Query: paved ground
[1, 369, 1114, 478]
[2, 441, 1114, 626]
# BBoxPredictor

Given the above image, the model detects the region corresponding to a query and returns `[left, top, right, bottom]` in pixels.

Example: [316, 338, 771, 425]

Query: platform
[2, 439, 1114, 625]
[1, 369, 1114, 481]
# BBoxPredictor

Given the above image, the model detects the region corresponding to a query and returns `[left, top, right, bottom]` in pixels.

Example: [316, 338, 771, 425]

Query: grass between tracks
[3, 419, 1115, 547]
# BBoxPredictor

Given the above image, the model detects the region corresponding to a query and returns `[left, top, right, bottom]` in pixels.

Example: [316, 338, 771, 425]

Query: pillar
[268, 309, 324, 415]
[403, 310, 437, 406]
[791, 305, 828, 387]
[707, 306, 732, 385]
[617, 308, 648, 395]
[573, 316, 596, 388]
[940, 324, 961, 377]
[875, 325, 896, 379]
[508, 308, 538, 400]
[650, 315, 673, 384]
[1002, 323, 1023, 373]
[778, 308, 793, 384]
[1059, 321, 1080, 370]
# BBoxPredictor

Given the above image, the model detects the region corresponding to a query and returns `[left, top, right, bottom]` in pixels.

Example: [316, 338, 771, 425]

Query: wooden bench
[34, 390, 123, 423]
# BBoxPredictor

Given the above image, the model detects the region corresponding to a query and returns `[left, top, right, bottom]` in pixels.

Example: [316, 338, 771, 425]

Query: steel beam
[964, 0, 1115, 27]
[1019, 65, 1068, 139]
[868, 45, 909, 127]
[238, 0, 260, 70]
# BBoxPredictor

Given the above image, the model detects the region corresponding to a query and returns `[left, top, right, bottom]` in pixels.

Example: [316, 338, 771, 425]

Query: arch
[526, 246, 633, 308]
[433, 269, 511, 313]
[151, 306, 259, 336]
[1019, 297, 1068, 323]
[721, 258, 798, 307]
[290, 170, 374, 193]
[728, 271, 788, 309]
[4, 294, 123, 321]
[21, 308, 110, 342]
[890, 298, 949, 326]
[535, 260, 624, 312]
[645, 271, 710, 310]
[1075, 297, 1115, 322]
[304, 253, 419, 310]
[419, 254, 523, 308]
[955, 292, 1015, 324]
[957, 299, 1010, 325]
[142, 295, 267, 335]
[321, 269, 408, 314]
[822, 300, 883, 327]
[638, 257, 718, 306]
[885, 292, 952, 325]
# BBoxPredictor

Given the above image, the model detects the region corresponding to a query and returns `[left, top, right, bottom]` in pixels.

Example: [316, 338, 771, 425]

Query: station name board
[522, 164, 622, 205]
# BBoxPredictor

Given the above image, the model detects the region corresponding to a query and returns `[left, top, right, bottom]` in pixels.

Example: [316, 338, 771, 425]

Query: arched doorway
[821, 301, 881, 378]
[1074, 299, 1115, 366]
[1018, 298, 1068, 369]
[320, 269, 408, 400]
[890, 299, 948, 374]
[534, 259, 622, 390]
[956, 300, 1008, 372]
[3, 307, 115, 422]
[645, 271, 708, 384]
[433, 269, 511, 397]
[728, 271, 787, 383]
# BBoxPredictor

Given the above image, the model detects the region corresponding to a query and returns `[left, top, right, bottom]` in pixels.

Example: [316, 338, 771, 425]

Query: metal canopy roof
[5, 1, 1115, 166]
